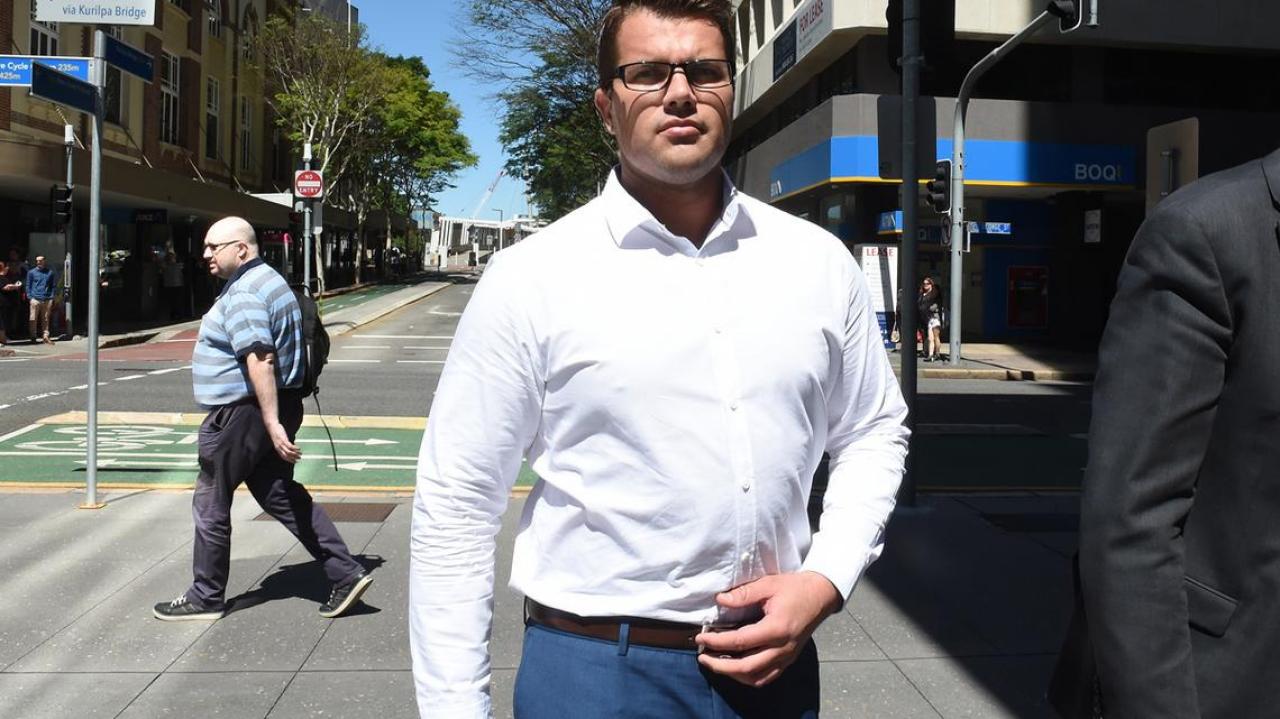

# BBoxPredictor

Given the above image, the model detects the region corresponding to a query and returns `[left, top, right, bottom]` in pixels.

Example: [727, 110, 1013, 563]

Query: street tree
[457, 0, 614, 221]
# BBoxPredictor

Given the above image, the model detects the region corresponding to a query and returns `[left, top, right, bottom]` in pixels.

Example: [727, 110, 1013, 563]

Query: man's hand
[696, 571, 841, 687]
[266, 420, 301, 463]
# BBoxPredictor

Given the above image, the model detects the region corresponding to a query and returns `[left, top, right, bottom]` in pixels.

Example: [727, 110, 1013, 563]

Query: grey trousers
[187, 393, 362, 609]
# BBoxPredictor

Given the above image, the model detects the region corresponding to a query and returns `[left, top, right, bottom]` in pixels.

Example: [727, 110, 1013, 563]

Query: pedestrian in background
[153, 216, 372, 622]
[917, 276, 943, 362]
[1049, 149, 1280, 718]
[1, 250, 27, 341]
[25, 255, 59, 344]
[410, 1, 909, 716]
[162, 251, 187, 320]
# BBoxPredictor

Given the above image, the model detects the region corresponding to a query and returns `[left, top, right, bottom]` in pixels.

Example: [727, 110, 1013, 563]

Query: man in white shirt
[410, 1, 909, 716]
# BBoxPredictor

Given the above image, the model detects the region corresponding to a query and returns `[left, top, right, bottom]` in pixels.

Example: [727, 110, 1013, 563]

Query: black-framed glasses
[202, 241, 241, 255]
[615, 60, 734, 92]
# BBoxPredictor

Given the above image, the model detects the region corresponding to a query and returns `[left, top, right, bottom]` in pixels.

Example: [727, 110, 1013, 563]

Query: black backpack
[292, 284, 330, 397]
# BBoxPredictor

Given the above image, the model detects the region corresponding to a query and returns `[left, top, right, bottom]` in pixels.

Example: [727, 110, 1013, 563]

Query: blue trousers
[513, 622, 820, 718]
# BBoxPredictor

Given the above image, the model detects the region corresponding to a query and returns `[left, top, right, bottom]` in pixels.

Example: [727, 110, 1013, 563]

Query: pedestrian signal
[51, 184, 73, 227]
[926, 160, 951, 215]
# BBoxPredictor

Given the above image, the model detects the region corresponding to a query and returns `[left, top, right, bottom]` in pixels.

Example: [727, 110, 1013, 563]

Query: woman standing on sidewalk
[917, 277, 944, 362]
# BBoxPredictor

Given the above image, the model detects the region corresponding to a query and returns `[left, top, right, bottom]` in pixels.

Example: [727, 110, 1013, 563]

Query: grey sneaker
[319, 571, 373, 618]
[153, 594, 225, 621]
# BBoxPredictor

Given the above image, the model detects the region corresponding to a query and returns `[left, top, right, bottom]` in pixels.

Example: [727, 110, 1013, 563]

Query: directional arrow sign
[296, 438, 398, 446]
[30, 62, 96, 115]
[338, 462, 417, 472]
[0, 55, 91, 87]
[78, 458, 196, 468]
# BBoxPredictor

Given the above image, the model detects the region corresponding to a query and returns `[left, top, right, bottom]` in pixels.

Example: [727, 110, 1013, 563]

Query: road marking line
[396, 360, 446, 364]
[354, 334, 454, 339]
[68, 384, 89, 390]
[0, 423, 42, 443]
[330, 359, 382, 363]
[0, 404, 10, 410]
[403, 346, 450, 350]
[0, 450, 418, 461]
[429, 310, 462, 317]
[179, 433, 198, 444]
[33, 411, 427, 430]
[148, 366, 190, 375]
[340, 345, 392, 350]
[0, 358, 30, 363]
[115, 375, 146, 382]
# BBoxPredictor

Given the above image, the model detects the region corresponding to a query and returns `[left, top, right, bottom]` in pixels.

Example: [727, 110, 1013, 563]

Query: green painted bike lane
[317, 282, 414, 316]
[0, 414, 540, 491]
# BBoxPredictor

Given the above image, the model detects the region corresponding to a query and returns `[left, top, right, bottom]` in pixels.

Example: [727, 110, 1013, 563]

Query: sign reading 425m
[36, 0, 156, 25]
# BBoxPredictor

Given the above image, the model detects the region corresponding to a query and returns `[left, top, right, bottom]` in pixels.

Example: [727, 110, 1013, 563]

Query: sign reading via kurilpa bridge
[35, 0, 156, 25]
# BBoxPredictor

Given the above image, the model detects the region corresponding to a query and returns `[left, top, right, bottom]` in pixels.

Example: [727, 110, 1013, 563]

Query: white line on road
[0, 404, 10, 410]
[396, 360, 446, 364]
[330, 359, 382, 364]
[340, 345, 392, 350]
[0, 450, 416, 461]
[429, 311, 462, 317]
[115, 375, 146, 382]
[0, 358, 30, 363]
[353, 334, 454, 340]
[68, 384, 89, 390]
[148, 366, 191, 376]
[296, 438, 398, 446]
[403, 346, 451, 350]
[0, 423, 42, 443]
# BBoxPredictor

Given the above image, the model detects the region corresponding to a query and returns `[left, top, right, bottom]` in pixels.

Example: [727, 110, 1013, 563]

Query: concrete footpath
[0, 489, 1077, 718]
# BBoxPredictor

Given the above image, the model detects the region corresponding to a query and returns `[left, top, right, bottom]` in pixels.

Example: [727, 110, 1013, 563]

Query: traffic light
[1049, 0, 1083, 33]
[51, 184, 73, 227]
[926, 159, 951, 215]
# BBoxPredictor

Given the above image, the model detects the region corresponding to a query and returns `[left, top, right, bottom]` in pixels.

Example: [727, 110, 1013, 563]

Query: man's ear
[594, 87, 615, 136]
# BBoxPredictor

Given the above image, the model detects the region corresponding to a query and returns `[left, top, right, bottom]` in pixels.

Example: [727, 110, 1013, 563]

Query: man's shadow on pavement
[225, 554, 385, 617]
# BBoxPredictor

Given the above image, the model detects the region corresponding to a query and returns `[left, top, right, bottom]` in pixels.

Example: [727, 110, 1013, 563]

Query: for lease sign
[36, 0, 156, 25]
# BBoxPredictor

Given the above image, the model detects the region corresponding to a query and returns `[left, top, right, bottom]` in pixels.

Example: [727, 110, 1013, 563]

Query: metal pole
[64, 124, 74, 339]
[897, 0, 920, 506]
[303, 142, 312, 292]
[83, 30, 106, 509]
[493, 208, 504, 251]
[949, 9, 1056, 366]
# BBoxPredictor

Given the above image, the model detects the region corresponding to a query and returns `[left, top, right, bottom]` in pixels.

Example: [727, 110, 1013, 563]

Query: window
[29, 2, 58, 56]
[206, 0, 221, 38]
[104, 27, 127, 125]
[160, 53, 181, 146]
[239, 97, 253, 172]
[205, 77, 220, 159]
[241, 13, 257, 61]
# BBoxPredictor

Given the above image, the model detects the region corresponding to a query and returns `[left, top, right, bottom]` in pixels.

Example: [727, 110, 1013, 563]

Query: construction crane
[470, 169, 506, 219]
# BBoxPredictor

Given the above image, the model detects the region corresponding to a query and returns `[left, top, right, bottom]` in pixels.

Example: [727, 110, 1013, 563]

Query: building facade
[0, 0, 367, 330]
[726, 1, 1280, 345]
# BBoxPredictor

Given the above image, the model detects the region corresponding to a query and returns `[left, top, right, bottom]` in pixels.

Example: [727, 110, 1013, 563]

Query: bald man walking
[154, 217, 372, 621]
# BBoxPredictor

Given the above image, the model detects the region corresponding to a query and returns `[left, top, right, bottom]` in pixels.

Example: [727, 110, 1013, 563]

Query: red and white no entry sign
[294, 169, 324, 199]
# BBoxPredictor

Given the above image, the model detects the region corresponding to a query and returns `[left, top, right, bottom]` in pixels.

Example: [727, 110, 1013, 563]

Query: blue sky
[360, 1, 531, 221]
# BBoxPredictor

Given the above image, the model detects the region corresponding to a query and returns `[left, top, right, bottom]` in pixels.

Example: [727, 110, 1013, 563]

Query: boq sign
[294, 169, 324, 200]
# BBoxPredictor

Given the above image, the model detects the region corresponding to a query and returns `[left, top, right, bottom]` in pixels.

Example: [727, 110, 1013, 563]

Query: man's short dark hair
[597, 0, 736, 90]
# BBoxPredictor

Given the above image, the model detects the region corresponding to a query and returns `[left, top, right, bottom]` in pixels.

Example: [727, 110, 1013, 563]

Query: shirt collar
[601, 166, 748, 255]
[219, 257, 264, 296]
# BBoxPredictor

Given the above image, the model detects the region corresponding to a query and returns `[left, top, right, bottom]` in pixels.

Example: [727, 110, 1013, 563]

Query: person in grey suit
[1049, 148, 1280, 718]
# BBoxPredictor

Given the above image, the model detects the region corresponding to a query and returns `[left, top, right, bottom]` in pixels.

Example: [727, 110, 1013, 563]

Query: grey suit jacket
[1052, 148, 1280, 718]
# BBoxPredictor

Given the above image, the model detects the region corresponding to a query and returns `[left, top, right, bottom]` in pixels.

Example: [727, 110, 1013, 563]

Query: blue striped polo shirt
[192, 258, 304, 408]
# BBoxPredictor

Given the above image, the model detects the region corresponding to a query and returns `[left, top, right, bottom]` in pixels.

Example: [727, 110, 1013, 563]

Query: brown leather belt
[525, 599, 704, 651]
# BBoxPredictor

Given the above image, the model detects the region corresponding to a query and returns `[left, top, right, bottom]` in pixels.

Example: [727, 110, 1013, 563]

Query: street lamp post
[493, 208, 504, 251]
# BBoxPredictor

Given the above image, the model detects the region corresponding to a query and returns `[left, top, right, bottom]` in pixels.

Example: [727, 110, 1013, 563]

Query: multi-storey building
[727, 1, 1280, 345]
[0, 0, 367, 328]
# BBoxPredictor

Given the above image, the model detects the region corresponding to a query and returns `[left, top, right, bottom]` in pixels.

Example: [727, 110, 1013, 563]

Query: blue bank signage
[0, 55, 91, 87]
[770, 136, 1137, 201]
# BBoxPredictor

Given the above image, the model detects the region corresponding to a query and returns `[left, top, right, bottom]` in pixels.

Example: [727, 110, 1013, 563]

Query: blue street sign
[30, 62, 97, 115]
[0, 55, 91, 87]
[103, 34, 153, 82]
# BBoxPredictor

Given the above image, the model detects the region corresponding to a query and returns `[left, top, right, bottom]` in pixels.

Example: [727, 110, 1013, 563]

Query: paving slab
[895, 655, 1059, 719]
[820, 660, 941, 718]
[813, 605, 888, 662]
[117, 671, 294, 719]
[305, 502, 412, 672]
[267, 670, 417, 719]
[171, 521, 382, 672]
[0, 671, 156, 719]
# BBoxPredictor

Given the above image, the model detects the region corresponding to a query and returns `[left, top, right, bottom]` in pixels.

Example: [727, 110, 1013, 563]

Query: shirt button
[741, 482, 751, 492]
[729, 403, 739, 411]
[740, 552, 751, 563]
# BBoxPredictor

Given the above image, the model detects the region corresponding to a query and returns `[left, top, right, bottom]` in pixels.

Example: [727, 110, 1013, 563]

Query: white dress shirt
[410, 170, 909, 718]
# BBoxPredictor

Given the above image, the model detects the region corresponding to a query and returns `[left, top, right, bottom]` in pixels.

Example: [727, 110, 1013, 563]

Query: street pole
[897, 0, 920, 506]
[303, 142, 312, 293]
[64, 124, 74, 339]
[949, 8, 1056, 365]
[493, 208, 503, 251]
[83, 29, 106, 509]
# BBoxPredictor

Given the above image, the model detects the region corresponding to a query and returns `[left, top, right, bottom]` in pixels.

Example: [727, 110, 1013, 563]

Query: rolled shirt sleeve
[410, 254, 545, 718]
[802, 253, 910, 601]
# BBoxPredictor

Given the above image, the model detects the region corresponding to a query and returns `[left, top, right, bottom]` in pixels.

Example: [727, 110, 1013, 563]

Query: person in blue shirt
[25, 255, 58, 344]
